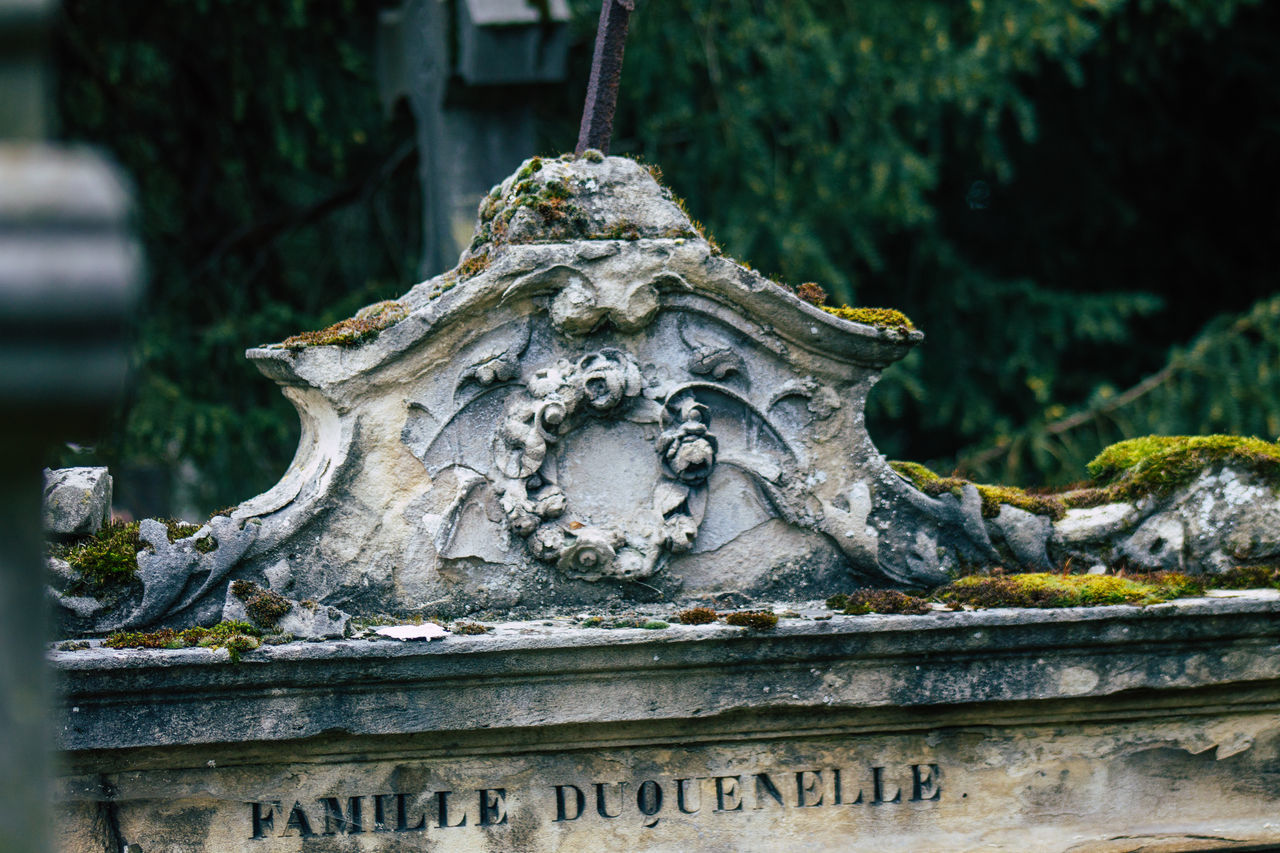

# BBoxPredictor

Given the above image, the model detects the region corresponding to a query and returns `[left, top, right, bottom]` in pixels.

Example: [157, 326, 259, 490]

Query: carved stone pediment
[83, 155, 1009, 627]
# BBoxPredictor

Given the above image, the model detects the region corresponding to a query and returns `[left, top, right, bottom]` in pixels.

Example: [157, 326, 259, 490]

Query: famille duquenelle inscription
[248, 762, 942, 839]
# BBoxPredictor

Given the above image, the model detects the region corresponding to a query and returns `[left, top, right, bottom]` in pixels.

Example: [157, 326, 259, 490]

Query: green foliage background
[52, 0, 1280, 515]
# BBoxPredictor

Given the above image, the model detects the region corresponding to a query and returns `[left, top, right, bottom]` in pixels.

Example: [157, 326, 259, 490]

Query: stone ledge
[53, 593, 1280, 753]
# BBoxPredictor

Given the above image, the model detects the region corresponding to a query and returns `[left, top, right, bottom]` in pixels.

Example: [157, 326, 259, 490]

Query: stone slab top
[52, 593, 1280, 754]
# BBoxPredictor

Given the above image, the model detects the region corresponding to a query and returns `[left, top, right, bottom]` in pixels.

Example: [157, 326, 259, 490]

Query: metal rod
[575, 0, 635, 155]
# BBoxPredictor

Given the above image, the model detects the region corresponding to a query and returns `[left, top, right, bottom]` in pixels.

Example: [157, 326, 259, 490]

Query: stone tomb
[54, 595, 1280, 851]
[49, 154, 1280, 850]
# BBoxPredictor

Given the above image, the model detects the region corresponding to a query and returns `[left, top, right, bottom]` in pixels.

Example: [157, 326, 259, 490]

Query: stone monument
[47, 149, 1280, 852]
[42, 8, 1280, 848]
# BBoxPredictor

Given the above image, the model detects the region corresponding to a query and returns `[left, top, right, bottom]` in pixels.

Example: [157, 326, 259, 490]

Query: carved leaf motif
[654, 480, 690, 517]
[452, 319, 531, 402]
[460, 352, 519, 387]
[688, 346, 745, 383]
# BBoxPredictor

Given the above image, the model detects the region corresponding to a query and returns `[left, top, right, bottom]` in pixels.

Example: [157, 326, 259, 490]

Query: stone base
[53, 595, 1280, 851]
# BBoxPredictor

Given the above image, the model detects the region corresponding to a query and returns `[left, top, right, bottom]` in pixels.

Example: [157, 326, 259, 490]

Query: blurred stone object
[42, 466, 112, 538]
[1, 3, 141, 850]
[377, 0, 570, 276]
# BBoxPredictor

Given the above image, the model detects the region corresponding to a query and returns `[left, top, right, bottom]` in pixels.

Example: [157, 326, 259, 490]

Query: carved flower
[529, 524, 566, 561]
[668, 435, 716, 484]
[806, 385, 842, 420]
[497, 401, 549, 479]
[556, 526, 624, 580]
[574, 351, 641, 413]
[532, 486, 566, 519]
[528, 361, 573, 398]
[508, 508, 539, 537]
[658, 398, 717, 485]
[662, 515, 699, 552]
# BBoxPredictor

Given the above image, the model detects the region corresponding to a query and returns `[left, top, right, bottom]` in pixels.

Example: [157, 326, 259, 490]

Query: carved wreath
[489, 349, 718, 581]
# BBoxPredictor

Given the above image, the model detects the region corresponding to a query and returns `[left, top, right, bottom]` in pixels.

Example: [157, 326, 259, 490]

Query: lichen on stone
[461, 153, 701, 270]
[280, 299, 407, 349]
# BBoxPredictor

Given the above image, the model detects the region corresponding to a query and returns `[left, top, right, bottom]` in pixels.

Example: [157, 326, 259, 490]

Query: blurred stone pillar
[378, 0, 570, 277]
[0, 1, 141, 850]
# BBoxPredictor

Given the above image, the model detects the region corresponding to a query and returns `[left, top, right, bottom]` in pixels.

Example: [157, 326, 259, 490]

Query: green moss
[937, 572, 1196, 609]
[1208, 565, 1280, 590]
[542, 179, 571, 201]
[230, 580, 292, 629]
[889, 460, 1067, 520]
[580, 148, 605, 163]
[54, 518, 221, 590]
[457, 253, 491, 280]
[451, 620, 492, 635]
[826, 589, 931, 615]
[723, 610, 779, 630]
[1084, 435, 1280, 500]
[641, 620, 670, 630]
[598, 220, 642, 240]
[103, 620, 262, 662]
[55, 521, 141, 586]
[282, 300, 406, 348]
[675, 606, 717, 625]
[166, 521, 200, 541]
[515, 157, 543, 180]
[822, 305, 916, 332]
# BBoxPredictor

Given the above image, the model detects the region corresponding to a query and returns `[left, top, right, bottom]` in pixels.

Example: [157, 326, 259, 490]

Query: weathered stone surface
[989, 504, 1052, 569]
[41, 466, 112, 537]
[213, 155, 1005, 620]
[50, 594, 1280, 851]
[1051, 466, 1280, 574]
[221, 582, 351, 640]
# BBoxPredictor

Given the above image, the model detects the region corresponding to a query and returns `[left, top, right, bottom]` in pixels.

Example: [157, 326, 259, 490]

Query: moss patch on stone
[826, 589, 932, 615]
[281, 300, 406, 349]
[723, 609, 779, 630]
[1208, 565, 1280, 590]
[1084, 435, 1280, 500]
[822, 305, 916, 332]
[896, 435, 1280, 522]
[466, 153, 703, 265]
[103, 620, 262, 662]
[230, 580, 292, 629]
[937, 571, 1201, 609]
[676, 606, 718, 625]
[890, 460, 1068, 520]
[55, 521, 141, 586]
[54, 518, 215, 591]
